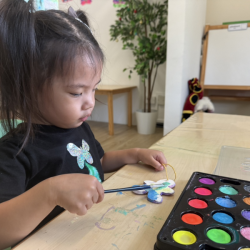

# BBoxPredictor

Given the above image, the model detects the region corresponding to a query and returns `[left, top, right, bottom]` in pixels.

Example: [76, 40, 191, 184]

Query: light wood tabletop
[14, 113, 250, 250]
[95, 85, 137, 135]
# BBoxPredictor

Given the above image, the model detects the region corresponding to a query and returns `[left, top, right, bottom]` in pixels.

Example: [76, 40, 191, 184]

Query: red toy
[182, 78, 203, 122]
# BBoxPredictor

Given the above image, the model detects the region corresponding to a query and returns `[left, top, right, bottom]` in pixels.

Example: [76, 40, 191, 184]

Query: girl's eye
[70, 93, 82, 97]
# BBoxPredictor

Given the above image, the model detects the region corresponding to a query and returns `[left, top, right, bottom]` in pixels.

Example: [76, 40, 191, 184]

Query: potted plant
[110, 0, 168, 134]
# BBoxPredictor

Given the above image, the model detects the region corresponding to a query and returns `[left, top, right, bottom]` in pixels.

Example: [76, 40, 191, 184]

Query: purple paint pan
[199, 178, 215, 185]
[242, 210, 250, 221]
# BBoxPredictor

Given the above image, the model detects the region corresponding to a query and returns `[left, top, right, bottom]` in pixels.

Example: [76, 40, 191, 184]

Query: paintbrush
[104, 184, 165, 193]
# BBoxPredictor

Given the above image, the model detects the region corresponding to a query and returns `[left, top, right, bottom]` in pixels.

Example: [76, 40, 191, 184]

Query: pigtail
[0, 0, 37, 149]
[76, 10, 90, 26]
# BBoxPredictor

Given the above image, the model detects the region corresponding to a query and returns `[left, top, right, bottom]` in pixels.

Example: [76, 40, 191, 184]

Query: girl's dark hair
[0, 0, 104, 150]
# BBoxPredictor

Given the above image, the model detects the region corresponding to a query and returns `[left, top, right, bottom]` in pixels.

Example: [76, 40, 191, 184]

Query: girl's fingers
[138, 149, 167, 170]
[85, 202, 93, 210]
[155, 152, 167, 164]
[96, 182, 104, 203]
[92, 191, 99, 204]
[152, 158, 164, 170]
[155, 153, 167, 167]
[76, 206, 88, 216]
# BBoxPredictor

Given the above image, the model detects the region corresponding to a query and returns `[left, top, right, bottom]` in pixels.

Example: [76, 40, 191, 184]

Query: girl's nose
[82, 92, 95, 110]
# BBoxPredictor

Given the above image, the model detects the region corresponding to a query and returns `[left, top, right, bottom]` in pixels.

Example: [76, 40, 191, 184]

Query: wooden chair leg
[108, 92, 114, 135]
[128, 90, 132, 127]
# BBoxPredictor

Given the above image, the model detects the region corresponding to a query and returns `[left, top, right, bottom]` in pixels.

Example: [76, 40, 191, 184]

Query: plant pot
[135, 110, 158, 135]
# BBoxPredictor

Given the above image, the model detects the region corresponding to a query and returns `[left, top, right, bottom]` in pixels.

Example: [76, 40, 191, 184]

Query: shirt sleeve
[0, 141, 30, 203]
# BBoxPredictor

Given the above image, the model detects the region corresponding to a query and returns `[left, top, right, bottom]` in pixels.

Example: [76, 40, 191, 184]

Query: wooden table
[95, 85, 137, 135]
[14, 113, 250, 250]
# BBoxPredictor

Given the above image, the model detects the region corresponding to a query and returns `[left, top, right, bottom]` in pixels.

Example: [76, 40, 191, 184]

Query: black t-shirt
[0, 122, 104, 229]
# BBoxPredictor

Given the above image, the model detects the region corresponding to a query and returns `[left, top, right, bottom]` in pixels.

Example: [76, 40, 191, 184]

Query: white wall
[205, 0, 250, 117]
[59, 0, 166, 125]
[163, 0, 207, 135]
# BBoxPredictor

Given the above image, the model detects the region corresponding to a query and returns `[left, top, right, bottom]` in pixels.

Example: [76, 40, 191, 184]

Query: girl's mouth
[80, 115, 90, 122]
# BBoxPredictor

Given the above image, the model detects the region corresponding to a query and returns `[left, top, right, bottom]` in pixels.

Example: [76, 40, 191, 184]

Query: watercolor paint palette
[154, 171, 250, 250]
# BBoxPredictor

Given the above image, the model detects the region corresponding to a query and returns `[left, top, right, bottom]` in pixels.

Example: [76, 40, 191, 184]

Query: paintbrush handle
[104, 185, 151, 193]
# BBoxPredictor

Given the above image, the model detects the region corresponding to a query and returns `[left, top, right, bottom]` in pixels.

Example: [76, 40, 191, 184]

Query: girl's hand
[49, 174, 104, 216]
[137, 148, 166, 171]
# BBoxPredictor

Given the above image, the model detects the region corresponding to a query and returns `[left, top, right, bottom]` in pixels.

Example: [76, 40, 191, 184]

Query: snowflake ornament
[133, 179, 175, 204]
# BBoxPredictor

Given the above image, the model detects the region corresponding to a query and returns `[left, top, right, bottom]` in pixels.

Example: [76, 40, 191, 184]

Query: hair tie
[68, 6, 93, 34]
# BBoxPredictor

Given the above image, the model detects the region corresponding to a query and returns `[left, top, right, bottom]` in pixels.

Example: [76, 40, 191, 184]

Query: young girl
[0, 0, 167, 249]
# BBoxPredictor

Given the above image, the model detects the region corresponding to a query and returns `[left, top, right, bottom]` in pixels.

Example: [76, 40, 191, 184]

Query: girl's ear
[68, 6, 78, 19]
